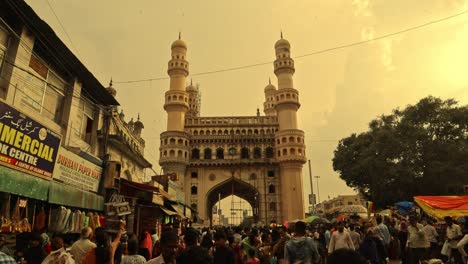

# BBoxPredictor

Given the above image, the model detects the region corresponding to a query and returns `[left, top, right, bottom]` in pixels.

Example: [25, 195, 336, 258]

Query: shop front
[0, 102, 105, 252]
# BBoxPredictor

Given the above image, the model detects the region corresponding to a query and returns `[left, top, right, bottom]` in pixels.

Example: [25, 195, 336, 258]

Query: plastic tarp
[395, 201, 414, 215]
[0, 166, 49, 201]
[414, 196, 468, 220]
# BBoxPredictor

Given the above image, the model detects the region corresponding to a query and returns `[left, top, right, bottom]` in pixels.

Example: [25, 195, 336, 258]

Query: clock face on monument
[228, 147, 237, 156]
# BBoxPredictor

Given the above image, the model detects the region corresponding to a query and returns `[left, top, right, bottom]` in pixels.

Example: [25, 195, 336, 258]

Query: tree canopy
[332, 96, 468, 208]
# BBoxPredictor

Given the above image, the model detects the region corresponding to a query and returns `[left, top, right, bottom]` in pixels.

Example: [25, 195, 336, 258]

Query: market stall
[413, 195, 468, 220]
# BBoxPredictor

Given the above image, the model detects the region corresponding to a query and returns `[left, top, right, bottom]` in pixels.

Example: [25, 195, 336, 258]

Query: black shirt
[213, 246, 235, 264]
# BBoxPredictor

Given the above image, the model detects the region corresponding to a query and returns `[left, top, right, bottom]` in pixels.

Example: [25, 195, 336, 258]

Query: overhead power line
[45, 0, 80, 58]
[114, 9, 468, 84]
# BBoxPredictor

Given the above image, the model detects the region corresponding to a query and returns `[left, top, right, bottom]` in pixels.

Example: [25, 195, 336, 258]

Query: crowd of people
[0, 214, 466, 264]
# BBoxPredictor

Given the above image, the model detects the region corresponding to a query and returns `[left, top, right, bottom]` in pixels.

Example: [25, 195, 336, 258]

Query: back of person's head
[327, 248, 367, 264]
[81, 227, 93, 239]
[184, 228, 199, 246]
[127, 235, 139, 255]
[160, 230, 179, 246]
[214, 230, 227, 241]
[376, 216, 382, 224]
[349, 224, 355, 231]
[94, 227, 109, 247]
[294, 221, 307, 235]
[30, 232, 42, 243]
[51, 237, 64, 251]
[95, 228, 111, 263]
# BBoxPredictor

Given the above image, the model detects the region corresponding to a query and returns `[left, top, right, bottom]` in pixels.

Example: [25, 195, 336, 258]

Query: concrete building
[0, 0, 118, 210]
[159, 35, 307, 224]
[316, 194, 366, 216]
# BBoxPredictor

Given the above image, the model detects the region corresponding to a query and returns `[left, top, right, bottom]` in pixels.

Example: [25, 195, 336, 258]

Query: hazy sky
[26, 0, 468, 210]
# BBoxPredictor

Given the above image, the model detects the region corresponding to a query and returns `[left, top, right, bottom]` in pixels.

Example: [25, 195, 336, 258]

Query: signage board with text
[53, 147, 102, 192]
[0, 102, 61, 179]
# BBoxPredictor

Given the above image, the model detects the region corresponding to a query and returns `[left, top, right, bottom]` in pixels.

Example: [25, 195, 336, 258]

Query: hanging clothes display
[34, 207, 46, 232]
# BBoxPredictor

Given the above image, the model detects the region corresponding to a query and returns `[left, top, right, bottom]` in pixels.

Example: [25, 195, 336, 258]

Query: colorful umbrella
[304, 215, 319, 223]
[312, 217, 331, 224]
[336, 214, 347, 222]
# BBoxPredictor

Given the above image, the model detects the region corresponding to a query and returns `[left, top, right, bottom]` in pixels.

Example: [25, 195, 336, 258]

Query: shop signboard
[0, 102, 61, 179]
[53, 147, 102, 192]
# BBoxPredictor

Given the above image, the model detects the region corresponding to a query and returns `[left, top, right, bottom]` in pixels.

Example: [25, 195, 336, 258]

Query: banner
[0, 102, 61, 179]
[53, 147, 102, 192]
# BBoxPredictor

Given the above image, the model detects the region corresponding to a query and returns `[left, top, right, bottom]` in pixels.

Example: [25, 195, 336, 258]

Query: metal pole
[218, 192, 221, 216]
[315, 176, 321, 204]
[308, 160, 314, 210]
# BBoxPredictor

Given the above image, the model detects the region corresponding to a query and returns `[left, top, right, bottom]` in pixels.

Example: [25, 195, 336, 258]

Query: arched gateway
[159, 35, 307, 225]
[206, 177, 259, 225]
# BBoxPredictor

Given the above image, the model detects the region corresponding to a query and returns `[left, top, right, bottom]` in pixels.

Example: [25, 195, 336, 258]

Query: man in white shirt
[328, 221, 354, 254]
[422, 219, 438, 259]
[349, 224, 361, 248]
[147, 230, 179, 264]
[445, 216, 463, 263]
[407, 216, 427, 264]
[70, 227, 96, 264]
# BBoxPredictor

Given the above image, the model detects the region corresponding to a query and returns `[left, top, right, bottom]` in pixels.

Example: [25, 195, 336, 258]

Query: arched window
[200, 130, 205, 135]
[191, 148, 200, 159]
[290, 148, 296, 155]
[193, 130, 199, 136]
[265, 147, 274, 158]
[191, 186, 198, 195]
[169, 150, 175, 157]
[269, 184, 276, 193]
[282, 149, 287, 156]
[204, 148, 212, 159]
[241, 147, 249, 159]
[269, 202, 276, 211]
[177, 150, 182, 157]
[191, 172, 198, 178]
[253, 147, 261, 159]
[170, 138, 176, 144]
[177, 139, 183, 145]
[216, 148, 224, 159]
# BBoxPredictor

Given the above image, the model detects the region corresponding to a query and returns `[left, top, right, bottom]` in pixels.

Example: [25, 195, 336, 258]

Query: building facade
[316, 194, 366, 216]
[159, 35, 307, 224]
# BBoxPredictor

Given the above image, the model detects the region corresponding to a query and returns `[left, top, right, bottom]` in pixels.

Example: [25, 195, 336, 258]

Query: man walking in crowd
[213, 230, 235, 264]
[285, 221, 320, 263]
[406, 215, 427, 264]
[71, 227, 96, 264]
[422, 219, 438, 259]
[349, 224, 361, 249]
[328, 221, 354, 254]
[445, 216, 463, 264]
[177, 228, 212, 264]
[374, 216, 391, 247]
[147, 230, 179, 264]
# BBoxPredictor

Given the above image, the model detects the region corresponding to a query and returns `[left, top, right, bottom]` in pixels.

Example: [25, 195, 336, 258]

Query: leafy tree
[333, 96, 468, 208]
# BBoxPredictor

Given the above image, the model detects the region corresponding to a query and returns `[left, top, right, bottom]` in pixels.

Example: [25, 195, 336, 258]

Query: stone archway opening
[211, 195, 253, 226]
[206, 177, 259, 226]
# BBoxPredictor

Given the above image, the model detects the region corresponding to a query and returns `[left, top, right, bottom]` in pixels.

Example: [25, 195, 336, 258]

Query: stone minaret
[159, 35, 190, 196]
[186, 80, 201, 118]
[263, 78, 277, 116]
[273, 34, 307, 221]
[133, 114, 144, 137]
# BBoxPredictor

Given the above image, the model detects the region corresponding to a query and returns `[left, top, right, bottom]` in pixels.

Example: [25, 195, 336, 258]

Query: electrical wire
[45, 0, 80, 59]
[114, 9, 468, 84]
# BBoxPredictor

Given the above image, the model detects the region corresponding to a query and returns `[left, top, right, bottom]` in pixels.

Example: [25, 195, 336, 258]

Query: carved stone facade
[160, 35, 306, 224]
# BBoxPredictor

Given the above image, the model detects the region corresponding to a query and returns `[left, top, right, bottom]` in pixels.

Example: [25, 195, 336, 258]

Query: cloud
[380, 39, 395, 71]
[352, 0, 372, 17]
